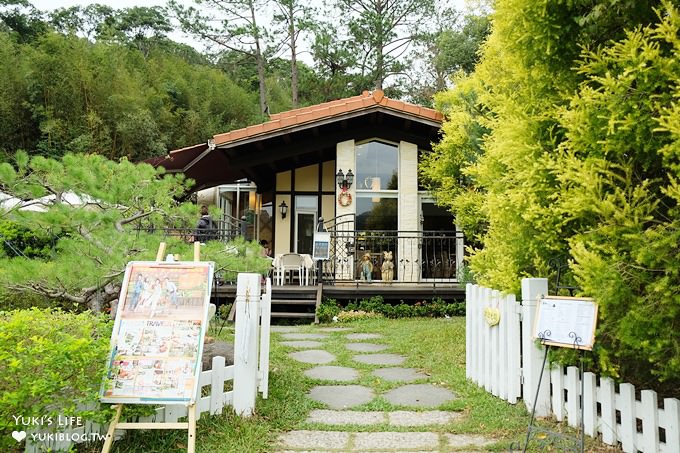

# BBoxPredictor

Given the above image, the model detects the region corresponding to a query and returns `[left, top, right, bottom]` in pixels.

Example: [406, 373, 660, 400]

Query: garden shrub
[335, 310, 383, 322]
[327, 296, 465, 321]
[0, 308, 112, 450]
[316, 298, 341, 323]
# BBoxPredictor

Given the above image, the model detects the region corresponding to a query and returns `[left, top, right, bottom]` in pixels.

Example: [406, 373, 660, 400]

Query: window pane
[356, 141, 398, 190]
[356, 197, 398, 231]
[295, 195, 317, 210]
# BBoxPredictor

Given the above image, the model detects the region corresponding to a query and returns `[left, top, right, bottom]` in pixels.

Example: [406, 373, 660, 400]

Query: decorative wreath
[338, 191, 352, 207]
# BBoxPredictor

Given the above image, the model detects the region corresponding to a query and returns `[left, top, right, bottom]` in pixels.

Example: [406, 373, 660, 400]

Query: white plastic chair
[276, 253, 305, 286]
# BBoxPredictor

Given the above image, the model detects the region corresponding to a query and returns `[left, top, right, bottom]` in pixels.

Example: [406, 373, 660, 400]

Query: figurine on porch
[360, 252, 373, 281]
[381, 251, 394, 283]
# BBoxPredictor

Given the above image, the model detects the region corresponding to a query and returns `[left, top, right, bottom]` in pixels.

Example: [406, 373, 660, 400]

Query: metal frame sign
[312, 232, 330, 260]
[532, 296, 598, 350]
[100, 261, 214, 405]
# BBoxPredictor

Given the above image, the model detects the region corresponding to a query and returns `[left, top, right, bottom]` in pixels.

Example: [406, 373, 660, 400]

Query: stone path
[274, 325, 498, 452]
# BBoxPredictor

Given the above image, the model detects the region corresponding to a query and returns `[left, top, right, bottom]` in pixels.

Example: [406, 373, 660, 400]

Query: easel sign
[312, 232, 330, 260]
[532, 296, 598, 350]
[101, 260, 214, 404]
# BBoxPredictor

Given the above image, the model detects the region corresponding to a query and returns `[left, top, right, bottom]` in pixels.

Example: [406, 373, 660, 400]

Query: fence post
[521, 277, 551, 416]
[233, 273, 261, 416]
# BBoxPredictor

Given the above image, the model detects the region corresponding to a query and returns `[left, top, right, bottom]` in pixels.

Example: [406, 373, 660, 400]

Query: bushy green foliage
[0, 220, 54, 259]
[0, 30, 258, 161]
[340, 296, 464, 320]
[316, 298, 341, 323]
[422, 0, 679, 391]
[0, 308, 112, 451]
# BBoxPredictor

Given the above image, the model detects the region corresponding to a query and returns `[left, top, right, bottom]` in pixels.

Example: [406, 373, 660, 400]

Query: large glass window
[356, 197, 398, 231]
[355, 141, 398, 190]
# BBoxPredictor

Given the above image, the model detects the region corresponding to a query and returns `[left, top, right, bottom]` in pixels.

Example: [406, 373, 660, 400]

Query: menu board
[100, 261, 214, 405]
[312, 232, 330, 260]
[533, 296, 598, 350]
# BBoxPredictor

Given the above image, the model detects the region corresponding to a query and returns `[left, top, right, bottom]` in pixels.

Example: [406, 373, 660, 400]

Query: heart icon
[12, 430, 27, 442]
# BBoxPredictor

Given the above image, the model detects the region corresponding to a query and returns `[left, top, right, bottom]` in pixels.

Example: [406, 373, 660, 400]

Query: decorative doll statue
[381, 251, 394, 283]
[360, 253, 373, 281]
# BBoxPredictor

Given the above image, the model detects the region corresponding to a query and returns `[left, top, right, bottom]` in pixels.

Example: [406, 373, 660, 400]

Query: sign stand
[512, 296, 598, 453]
[101, 241, 204, 453]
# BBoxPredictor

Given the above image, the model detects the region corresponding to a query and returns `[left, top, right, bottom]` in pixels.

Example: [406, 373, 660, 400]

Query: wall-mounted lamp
[336, 169, 354, 191]
[279, 200, 288, 220]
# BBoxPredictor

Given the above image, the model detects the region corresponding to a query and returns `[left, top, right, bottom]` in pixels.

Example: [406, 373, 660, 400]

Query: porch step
[271, 311, 316, 319]
[270, 285, 322, 322]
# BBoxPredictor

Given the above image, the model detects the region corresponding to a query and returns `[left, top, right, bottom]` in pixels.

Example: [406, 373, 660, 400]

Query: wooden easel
[101, 241, 202, 453]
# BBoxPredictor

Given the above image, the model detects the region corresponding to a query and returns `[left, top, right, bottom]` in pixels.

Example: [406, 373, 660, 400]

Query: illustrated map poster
[100, 261, 214, 405]
[532, 296, 598, 350]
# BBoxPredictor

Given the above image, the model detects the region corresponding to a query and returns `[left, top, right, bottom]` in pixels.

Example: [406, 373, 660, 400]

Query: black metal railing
[320, 228, 463, 283]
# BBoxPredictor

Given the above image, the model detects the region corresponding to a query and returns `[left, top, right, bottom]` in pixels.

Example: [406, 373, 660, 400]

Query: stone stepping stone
[353, 431, 439, 450]
[371, 367, 428, 382]
[345, 342, 388, 352]
[277, 430, 350, 450]
[280, 333, 328, 340]
[387, 410, 461, 426]
[289, 350, 336, 364]
[304, 365, 359, 381]
[345, 333, 382, 340]
[306, 409, 383, 425]
[444, 433, 495, 448]
[317, 327, 353, 332]
[308, 385, 375, 409]
[305, 409, 459, 427]
[270, 326, 303, 332]
[279, 340, 323, 348]
[352, 353, 406, 366]
[383, 384, 456, 408]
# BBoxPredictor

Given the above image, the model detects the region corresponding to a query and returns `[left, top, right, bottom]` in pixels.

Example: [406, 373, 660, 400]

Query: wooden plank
[210, 356, 226, 415]
[498, 292, 509, 400]
[193, 241, 200, 261]
[583, 372, 597, 437]
[470, 284, 479, 383]
[507, 294, 521, 404]
[641, 390, 660, 453]
[566, 366, 580, 428]
[490, 290, 500, 397]
[662, 398, 680, 453]
[551, 366, 565, 422]
[101, 404, 123, 453]
[599, 376, 618, 445]
[483, 287, 492, 392]
[155, 242, 167, 262]
[233, 273, 260, 416]
[618, 382, 637, 453]
[188, 404, 197, 453]
[465, 283, 473, 381]
[259, 278, 272, 398]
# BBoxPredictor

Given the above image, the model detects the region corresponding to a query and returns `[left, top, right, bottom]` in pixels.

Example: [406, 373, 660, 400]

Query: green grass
[80, 317, 609, 452]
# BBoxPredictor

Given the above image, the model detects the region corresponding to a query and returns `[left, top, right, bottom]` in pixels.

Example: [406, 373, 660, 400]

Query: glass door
[296, 212, 316, 254]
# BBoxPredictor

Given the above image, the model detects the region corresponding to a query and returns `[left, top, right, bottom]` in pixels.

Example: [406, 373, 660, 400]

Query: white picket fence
[25, 274, 272, 453]
[466, 280, 680, 453]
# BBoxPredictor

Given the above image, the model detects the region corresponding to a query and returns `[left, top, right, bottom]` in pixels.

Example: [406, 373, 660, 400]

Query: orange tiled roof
[212, 90, 442, 146]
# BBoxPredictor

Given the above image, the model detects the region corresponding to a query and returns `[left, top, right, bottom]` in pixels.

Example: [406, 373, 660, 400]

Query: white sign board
[100, 261, 214, 405]
[312, 232, 330, 260]
[533, 296, 598, 350]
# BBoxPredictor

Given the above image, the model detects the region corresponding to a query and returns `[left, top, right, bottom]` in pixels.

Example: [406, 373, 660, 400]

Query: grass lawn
[82, 317, 610, 452]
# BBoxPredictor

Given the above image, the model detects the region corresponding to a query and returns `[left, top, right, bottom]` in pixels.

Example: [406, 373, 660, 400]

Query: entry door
[296, 211, 316, 254]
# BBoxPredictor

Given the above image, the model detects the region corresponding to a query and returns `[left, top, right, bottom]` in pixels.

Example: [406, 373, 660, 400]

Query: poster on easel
[100, 261, 214, 405]
[532, 296, 598, 350]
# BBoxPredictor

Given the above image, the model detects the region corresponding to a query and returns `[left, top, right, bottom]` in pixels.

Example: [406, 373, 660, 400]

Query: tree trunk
[289, 1, 298, 108]
[250, 0, 268, 114]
